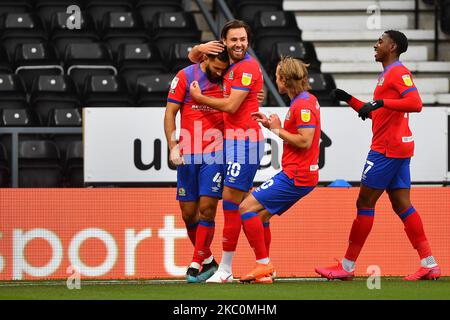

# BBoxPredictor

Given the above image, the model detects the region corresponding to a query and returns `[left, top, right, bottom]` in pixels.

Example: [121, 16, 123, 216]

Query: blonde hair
[277, 56, 311, 96]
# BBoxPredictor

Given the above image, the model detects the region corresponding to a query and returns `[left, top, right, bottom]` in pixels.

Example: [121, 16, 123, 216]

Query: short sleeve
[295, 106, 317, 129]
[389, 68, 418, 97]
[231, 61, 260, 92]
[167, 71, 187, 105]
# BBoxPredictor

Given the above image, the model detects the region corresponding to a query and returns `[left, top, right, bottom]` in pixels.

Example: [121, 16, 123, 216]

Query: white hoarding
[84, 107, 448, 184]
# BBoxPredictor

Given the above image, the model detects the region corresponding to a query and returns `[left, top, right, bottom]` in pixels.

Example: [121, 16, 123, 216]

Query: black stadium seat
[86, 0, 133, 31]
[83, 75, 133, 108]
[136, 0, 184, 29]
[137, 73, 175, 107]
[151, 12, 201, 59]
[0, 46, 13, 74]
[1, 108, 40, 126]
[0, 143, 9, 187]
[117, 43, 167, 94]
[166, 42, 197, 72]
[48, 108, 82, 127]
[228, 0, 283, 28]
[0, 74, 28, 110]
[50, 11, 99, 57]
[35, 0, 85, 31]
[441, 0, 450, 34]
[101, 11, 150, 58]
[18, 139, 63, 188]
[308, 72, 339, 106]
[0, 13, 48, 62]
[64, 42, 117, 92]
[64, 140, 84, 187]
[270, 41, 321, 74]
[13, 42, 64, 91]
[0, 1, 32, 18]
[30, 75, 80, 126]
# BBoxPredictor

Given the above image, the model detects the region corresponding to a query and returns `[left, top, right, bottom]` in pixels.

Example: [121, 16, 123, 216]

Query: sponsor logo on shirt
[402, 74, 413, 87]
[192, 104, 215, 111]
[228, 71, 234, 80]
[310, 165, 319, 171]
[241, 73, 252, 86]
[301, 109, 311, 122]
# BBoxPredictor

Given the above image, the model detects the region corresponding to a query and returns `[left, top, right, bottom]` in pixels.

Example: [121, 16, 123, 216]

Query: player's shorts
[176, 153, 223, 201]
[223, 139, 265, 192]
[361, 150, 411, 190]
[252, 171, 315, 215]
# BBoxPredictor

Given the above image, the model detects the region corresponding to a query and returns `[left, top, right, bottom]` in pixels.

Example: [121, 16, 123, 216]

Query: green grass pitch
[1, 277, 450, 300]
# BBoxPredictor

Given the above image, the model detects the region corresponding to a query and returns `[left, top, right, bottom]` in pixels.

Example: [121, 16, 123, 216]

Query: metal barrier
[0, 127, 82, 188]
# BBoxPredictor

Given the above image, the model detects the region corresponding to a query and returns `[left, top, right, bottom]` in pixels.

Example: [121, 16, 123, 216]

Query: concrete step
[296, 14, 409, 31]
[302, 29, 443, 42]
[315, 46, 428, 62]
[335, 77, 449, 94]
[321, 61, 450, 73]
[437, 94, 450, 104]
[284, 1, 418, 12]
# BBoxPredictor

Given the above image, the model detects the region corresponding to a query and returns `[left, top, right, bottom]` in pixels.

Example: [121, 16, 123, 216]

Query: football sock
[257, 258, 270, 265]
[421, 256, 438, 268]
[189, 262, 201, 270]
[399, 207, 434, 260]
[222, 200, 242, 252]
[220, 251, 235, 273]
[203, 255, 214, 265]
[186, 222, 198, 246]
[241, 212, 268, 261]
[192, 220, 215, 264]
[342, 258, 355, 272]
[263, 222, 271, 255]
[344, 208, 375, 262]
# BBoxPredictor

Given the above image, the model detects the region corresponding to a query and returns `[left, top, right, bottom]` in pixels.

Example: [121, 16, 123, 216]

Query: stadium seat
[227, 0, 283, 28]
[308, 72, 339, 106]
[441, 0, 450, 35]
[0, 13, 48, 62]
[50, 11, 99, 57]
[0, 46, 13, 74]
[0, 74, 28, 110]
[253, 11, 303, 65]
[86, 0, 133, 32]
[151, 12, 201, 59]
[48, 108, 82, 127]
[270, 41, 321, 74]
[101, 11, 150, 58]
[64, 140, 84, 187]
[30, 75, 80, 126]
[136, 73, 175, 107]
[117, 43, 167, 94]
[0, 1, 32, 18]
[136, 0, 184, 29]
[1, 108, 40, 126]
[64, 42, 117, 92]
[13, 43, 64, 91]
[35, 0, 85, 31]
[0, 143, 9, 187]
[83, 75, 133, 108]
[18, 139, 63, 188]
[166, 42, 197, 72]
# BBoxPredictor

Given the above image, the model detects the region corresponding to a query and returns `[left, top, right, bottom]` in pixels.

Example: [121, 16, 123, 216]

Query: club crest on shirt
[402, 74, 413, 87]
[301, 109, 311, 122]
[228, 71, 234, 80]
[377, 77, 384, 86]
[171, 77, 179, 90]
[241, 73, 252, 86]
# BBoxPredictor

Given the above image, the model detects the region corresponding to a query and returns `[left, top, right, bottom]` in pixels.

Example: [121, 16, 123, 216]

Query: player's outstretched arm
[189, 81, 248, 114]
[188, 41, 225, 63]
[382, 89, 422, 113]
[331, 88, 365, 112]
[268, 114, 315, 149]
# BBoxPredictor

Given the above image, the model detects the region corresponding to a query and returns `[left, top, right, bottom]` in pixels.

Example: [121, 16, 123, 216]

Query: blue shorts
[252, 171, 315, 215]
[361, 150, 411, 190]
[223, 139, 265, 192]
[176, 153, 223, 201]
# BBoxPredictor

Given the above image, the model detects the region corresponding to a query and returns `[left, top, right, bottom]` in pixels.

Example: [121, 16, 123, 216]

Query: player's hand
[189, 81, 202, 100]
[257, 89, 266, 104]
[331, 88, 352, 103]
[358, 99, 384, 120]
[251, 112, 270, 128]
[198, 41, 225, 55]
[169, 144, 185, 166]
[268, 114, 282, 130]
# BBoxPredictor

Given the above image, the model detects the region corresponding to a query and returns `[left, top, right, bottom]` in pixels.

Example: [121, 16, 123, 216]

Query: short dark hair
[220, 19, 252, 43]
[207, 47, 229, 63]
[384, 30, 408, 56]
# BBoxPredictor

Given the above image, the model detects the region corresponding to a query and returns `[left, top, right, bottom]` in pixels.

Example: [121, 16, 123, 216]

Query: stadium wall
[0, 187, 448, 280]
